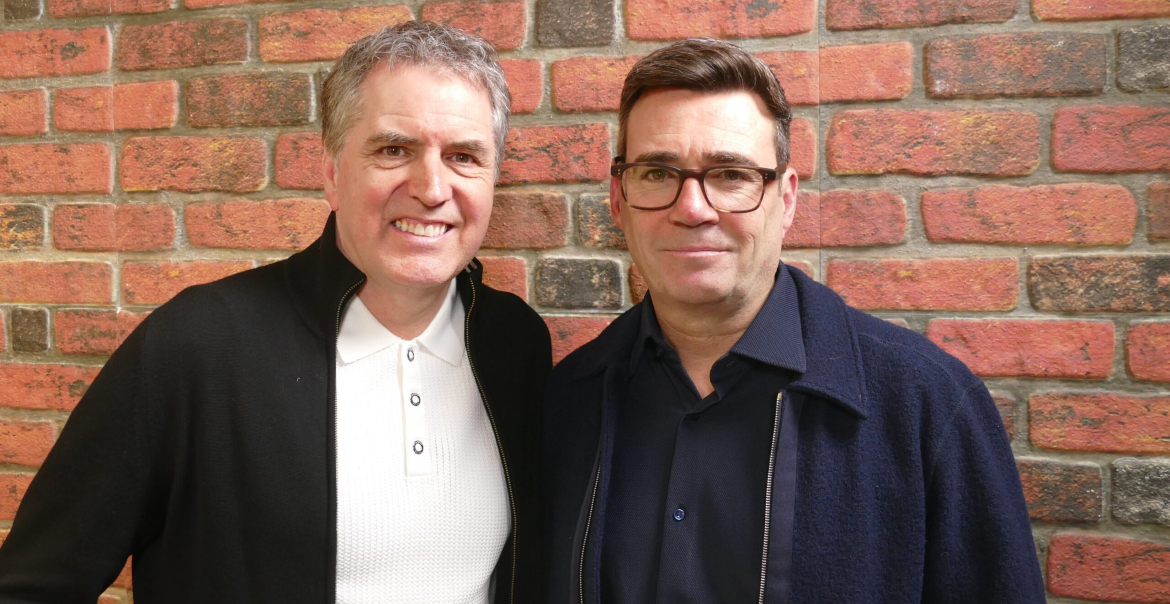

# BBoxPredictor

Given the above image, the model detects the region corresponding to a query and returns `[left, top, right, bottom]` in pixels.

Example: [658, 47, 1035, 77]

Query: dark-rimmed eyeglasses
[611, 158, 782, 213]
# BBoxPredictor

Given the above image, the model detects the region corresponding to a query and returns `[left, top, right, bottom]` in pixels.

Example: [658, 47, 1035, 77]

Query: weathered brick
[789, 118, 816, 179]
[1118, 24, 1170, 92]
[501, 59, 542, 114]
[1053, 106, 1170, 173]
[826, 0, 1015, 30]
[827, 109, 1040, 176]
[53, 87, 113, 132]
[0, 363, 100, 411]
[0, 314, 5, 352]
[535, 258, 621, 309]
[1034, 0, 1170, 21]
[482, 191, 570, 249]
[0, 143, 111, 195]
[0, 473, 33, 521]
[537, 0, 613, 47]
[576, 194, 625, 249]
[118, 19, 248, 71]
[992, 393, 1016, 440]
[122, 261, 252, 305]
[53, 204, 174, 252]
[11, 307, 48, 353]
[1151, 183, 1170, 241]
[827, 258, 1018, 311]
[926, 33, 1105, 99]
[421, 1, 526, 51]
[551, 55, 639, 113]
[0, 90, 46, 137]
[500, 124, 610, 185]
[186, 0, 294, 8]
[275, 133, 324, 190]
[0, 262, 112, 304]
[258, 6, 411, 63]
[120, 136, 267, 193]
[1029, 255, 1170, 312]
[545, 315, 614, 364]
[186, 198, 329, 250]
[0, 420, 55, 468]
[922, 184, 1136, 245]
[479, 256, 528, 301]
[782, 190, 819, 249]
[54, 309, 148, 356]
[4, 0, 41, 19]
[926, 320, 1113, 379]
[1113, 458, 1170, 526]
[1016, 459, 1103, 523]
[1031, 393, 1170, 454]
[48, 0, 168, 17]
[758, 51, 818, 106]
[819, 190, 905, 247]
[819, 42, 913, 103]
[187, 73, 312, 128]
[1047, 534, 1170, 602]
[0, 205, 43, 250]
[626, 0, 816, 40]
[1127, 323, 1170, 382]
[0, 28, 110, 79]
[54, 82, 176, 133]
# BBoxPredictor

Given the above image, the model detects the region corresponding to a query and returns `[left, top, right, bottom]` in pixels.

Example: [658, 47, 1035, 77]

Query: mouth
[392, 218, 453, 239]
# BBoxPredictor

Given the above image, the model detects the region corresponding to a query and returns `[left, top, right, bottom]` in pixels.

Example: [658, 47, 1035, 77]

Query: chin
[380, 258, 463, 289]
[656, 276, 735, 306]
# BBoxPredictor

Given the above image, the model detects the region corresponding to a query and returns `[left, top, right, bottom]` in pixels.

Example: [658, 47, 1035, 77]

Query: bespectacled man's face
[325, 63, 496, 293]
[611, 88, 799, 312]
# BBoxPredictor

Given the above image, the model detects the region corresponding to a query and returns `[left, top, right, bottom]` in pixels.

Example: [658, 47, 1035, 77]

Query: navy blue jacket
[541, 265, 1045, 604]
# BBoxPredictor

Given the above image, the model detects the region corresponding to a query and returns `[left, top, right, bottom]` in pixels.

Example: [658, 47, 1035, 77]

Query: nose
[407, 150, 452, 207]
[669, 175, 718, 227]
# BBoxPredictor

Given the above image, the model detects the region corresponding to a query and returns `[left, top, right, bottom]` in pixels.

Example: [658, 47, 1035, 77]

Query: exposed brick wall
[0, 0, 1167, 601]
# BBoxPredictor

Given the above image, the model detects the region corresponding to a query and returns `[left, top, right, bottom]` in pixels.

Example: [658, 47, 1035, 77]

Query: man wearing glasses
[540, 39, 1044, 603]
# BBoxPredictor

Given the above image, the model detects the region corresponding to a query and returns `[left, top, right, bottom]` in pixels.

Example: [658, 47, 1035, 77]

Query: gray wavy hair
[321, 20, 512, 176]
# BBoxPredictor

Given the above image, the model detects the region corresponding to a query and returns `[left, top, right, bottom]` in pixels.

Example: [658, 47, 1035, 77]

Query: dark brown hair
[618, 38, 792, 165]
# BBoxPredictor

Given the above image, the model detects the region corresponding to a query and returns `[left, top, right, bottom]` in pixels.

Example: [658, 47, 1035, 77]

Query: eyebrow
[631, 149, 761, 166]
[365, 131, 491, 158]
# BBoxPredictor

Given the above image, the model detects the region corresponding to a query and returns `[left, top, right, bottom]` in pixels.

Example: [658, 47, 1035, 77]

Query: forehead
[355, 63, 493, 132]
[625, 88, 775, 162]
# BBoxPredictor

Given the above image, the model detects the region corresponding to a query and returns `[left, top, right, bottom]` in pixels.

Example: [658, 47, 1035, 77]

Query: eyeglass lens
[622, 166, 765, 211]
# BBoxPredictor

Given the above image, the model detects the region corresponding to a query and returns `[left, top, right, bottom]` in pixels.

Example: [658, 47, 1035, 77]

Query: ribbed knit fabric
[335, 282, 510, 604]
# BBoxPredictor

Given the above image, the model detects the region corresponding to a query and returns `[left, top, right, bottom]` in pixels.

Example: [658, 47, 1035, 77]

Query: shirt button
[412, 440, 424, 454]
[410, 393, 421, 406]
[672, 507, 686, 522]
[406, 349, 415, 362]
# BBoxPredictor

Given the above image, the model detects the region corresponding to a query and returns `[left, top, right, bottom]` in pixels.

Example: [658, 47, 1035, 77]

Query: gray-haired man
[0, 21, 550, 604]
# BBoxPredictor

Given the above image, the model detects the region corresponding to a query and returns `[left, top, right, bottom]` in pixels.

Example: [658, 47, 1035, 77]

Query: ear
[778, 167, 799, 235]
[609, 175, 624, 231]
[323, 150, 340, 212]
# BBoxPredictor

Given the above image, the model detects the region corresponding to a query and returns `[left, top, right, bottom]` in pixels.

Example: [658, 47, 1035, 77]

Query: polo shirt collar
[336, 280, 465, 366]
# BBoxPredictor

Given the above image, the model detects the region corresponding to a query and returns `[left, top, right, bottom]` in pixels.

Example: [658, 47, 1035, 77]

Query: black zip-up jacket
[0, 214, 552, 604]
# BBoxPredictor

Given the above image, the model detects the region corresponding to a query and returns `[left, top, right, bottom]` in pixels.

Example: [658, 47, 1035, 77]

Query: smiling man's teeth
[393, 219, 448, 238]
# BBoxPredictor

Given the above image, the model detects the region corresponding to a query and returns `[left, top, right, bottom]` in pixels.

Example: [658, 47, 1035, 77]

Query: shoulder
[473, 282, 550, 350]
[549, 304, 642, 384]
[849, 308, 984, 395]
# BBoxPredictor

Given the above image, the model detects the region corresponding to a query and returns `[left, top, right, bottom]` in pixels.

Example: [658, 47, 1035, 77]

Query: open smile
[392, 218, 453, 239]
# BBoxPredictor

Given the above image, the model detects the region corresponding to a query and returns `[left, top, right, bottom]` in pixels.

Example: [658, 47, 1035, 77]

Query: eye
[451, 153, 475, 164]
[380, 146, 406, 157]
[641, 168, 669, 182]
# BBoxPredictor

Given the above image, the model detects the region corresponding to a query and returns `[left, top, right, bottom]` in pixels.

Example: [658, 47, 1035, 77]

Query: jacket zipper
[758, 392, 784, 604]
[464, 276, 519, 604]
[579, 460, 601, 604]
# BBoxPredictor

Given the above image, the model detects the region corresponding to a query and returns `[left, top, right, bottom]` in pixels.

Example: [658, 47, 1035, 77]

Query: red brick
[1151, 182, 1170, 241]
[500, 124, 610, 185]
[187, 73, 312, 128]
[0, 28, 110, 79]
[420, 1, 526, 51]
[118, 19, 247, 71]
[927, 320, 1114, 379]
[1016, 459, 1103, 523]
[827, 109, 1040, 176]
[49, 0, 168, 17]
[0, 420, 55, 468]
[758, 51, 818, 107]
[501, 59, 542, 114]
[992, 393, 1016, 439]
[551, 55, 640, 113]
[53, 204, 174, 252]
[1053, 106, 1170, 173]
[1048, 534, 1170, 602]
[258, 6, 411, 63]
[0, 204, 43, 250]
[275, 133, 324, 190]
[827, 258, 1018, 311]
[120, 136, 267, 193]
[1028, 255, 1170, 312]
[479, 256, 528, 301]
[483, 190, 570, 249]
[922, 184, 1136, 245]
[0, 90, 46, 137]
[0, 262, 112, 304]
[122, 261, 252, 305]
[186, 198, 329, 250]
[114, 81, 178, 130]
[789, 118, 816, 179]
[55, 309, 149, 356]
[820, 189, 906, 247]
[783, 190, 820, 249]
[819, 42, 913, 102]
[1127, 323, 1170, 383]
[53, 87, 113, 132]
[927, 33, 1106, 98]
[545, 315, 614, 365]
[626, 0, 816, 40]
[187, 0, 293, 8]
[0, 363, 100, 411]
[784, 260, 814, 280]
[0, 143, 111, 195]
[0, 473, 33, 521]
[826, 0, 1016, 30]
[1034, 0, 1170, 21]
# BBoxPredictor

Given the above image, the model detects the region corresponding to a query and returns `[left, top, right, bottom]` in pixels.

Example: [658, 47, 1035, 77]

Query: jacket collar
[570, 264, 869, 419]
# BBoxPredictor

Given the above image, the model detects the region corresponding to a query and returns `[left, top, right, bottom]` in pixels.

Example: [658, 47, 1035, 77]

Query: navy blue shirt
[600, 266, 806, 603]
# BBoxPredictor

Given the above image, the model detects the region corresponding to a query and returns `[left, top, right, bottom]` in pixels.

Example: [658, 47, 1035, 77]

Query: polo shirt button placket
[402, 343, 430, 476]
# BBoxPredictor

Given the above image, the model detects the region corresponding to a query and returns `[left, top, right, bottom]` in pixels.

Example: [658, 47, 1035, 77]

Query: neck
[357, 279, 451, 341]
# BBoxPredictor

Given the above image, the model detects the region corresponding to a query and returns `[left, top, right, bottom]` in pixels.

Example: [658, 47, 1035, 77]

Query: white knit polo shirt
[335, 281, 510, 604]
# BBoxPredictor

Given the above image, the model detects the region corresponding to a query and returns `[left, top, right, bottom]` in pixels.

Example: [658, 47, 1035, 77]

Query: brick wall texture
[0, 0, 1168, 600]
